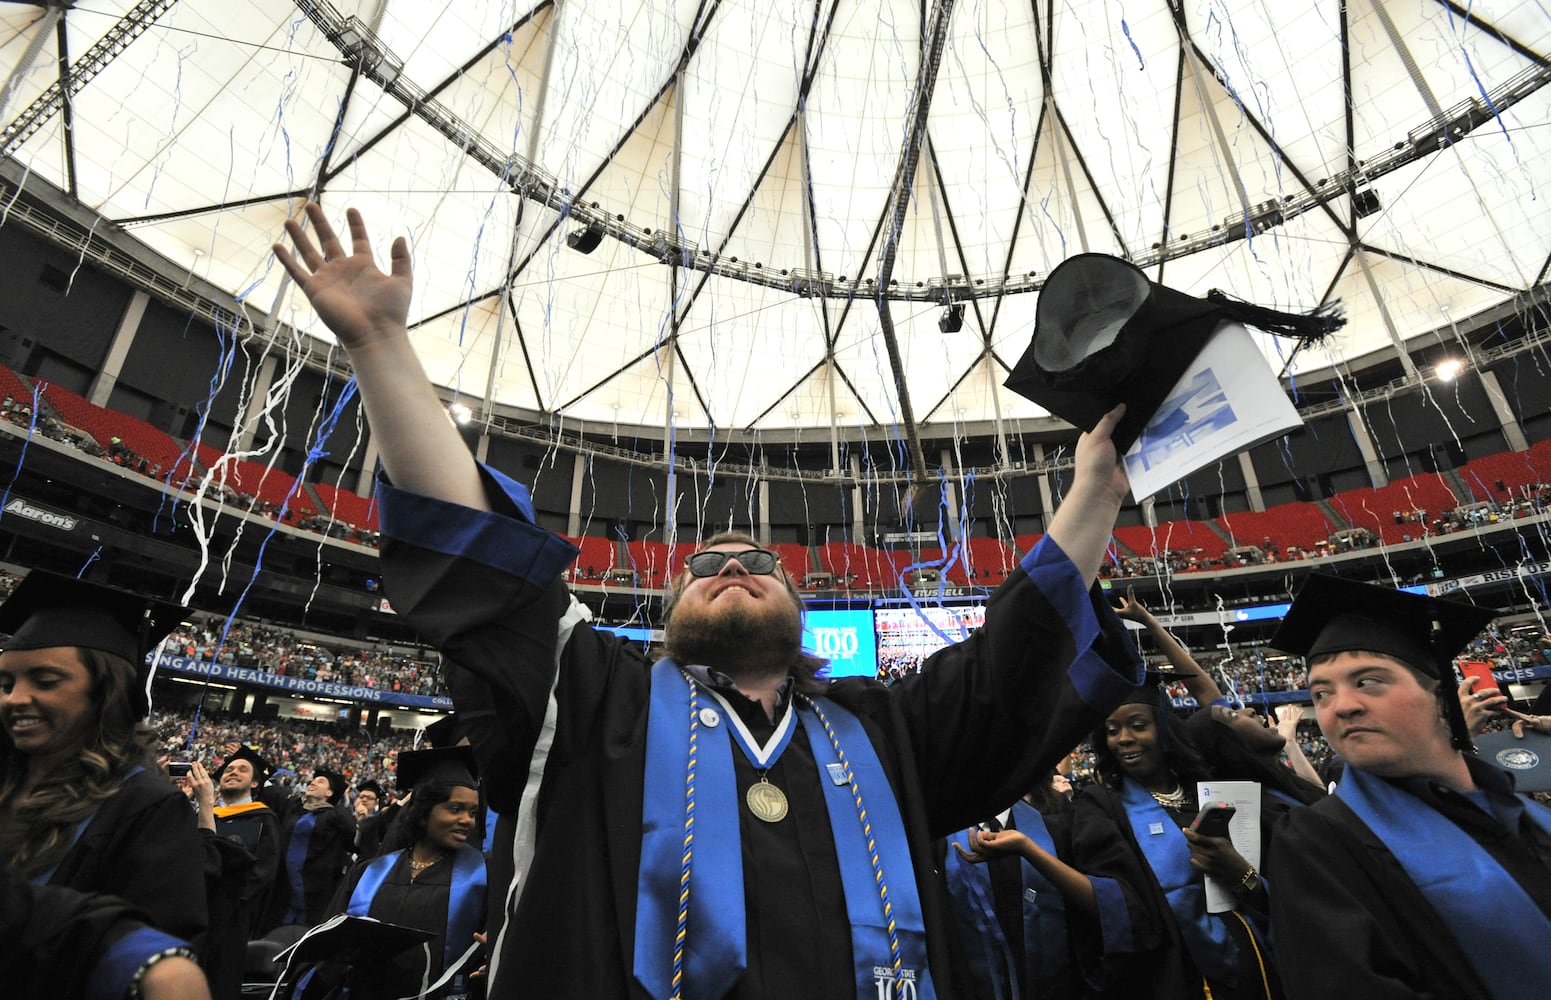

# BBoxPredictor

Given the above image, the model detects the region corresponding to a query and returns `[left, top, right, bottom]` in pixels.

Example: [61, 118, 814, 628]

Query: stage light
[1434, 358, 1465, 382]
[566, 224, 604, 254]
[448, 402, 472, 424]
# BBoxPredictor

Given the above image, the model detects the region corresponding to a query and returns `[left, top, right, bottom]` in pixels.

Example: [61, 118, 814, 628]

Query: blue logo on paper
[1127, 369, 1238, 474]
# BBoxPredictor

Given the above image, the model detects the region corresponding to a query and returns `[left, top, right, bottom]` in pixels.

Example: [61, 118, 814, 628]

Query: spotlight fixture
[1434, 358, 1466, 382]
[566, 223, 604, 255]
[938, 303, 964, 333]
[448, 402, 473, 424]
[1352, 187, 1381, 218]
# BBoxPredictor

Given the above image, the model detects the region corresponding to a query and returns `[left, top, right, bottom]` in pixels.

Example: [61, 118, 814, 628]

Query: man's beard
[665, 595, 803, 681]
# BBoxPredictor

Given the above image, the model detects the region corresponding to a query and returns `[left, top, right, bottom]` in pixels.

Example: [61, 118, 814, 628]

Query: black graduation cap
[1004, 253, 1344, 451]
[1269, 575, 1498, 750]
[216, 745, 275, 788]
[313, 767, 349, 805]
[422, 713, 463, 749]
[271, 914, 435, 990]
[356, 779, 384, 798]
[395, 746, 478, 793]
[0, 570, 184, 717]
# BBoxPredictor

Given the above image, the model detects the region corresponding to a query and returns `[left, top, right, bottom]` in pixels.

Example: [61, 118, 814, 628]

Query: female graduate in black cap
[0, 570, 207, 942]
[1064, 677, 1282, 1000]
[303, 746, 487, 999]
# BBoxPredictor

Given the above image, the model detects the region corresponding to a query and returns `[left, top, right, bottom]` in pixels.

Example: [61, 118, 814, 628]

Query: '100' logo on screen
[810, 627, 860, 658]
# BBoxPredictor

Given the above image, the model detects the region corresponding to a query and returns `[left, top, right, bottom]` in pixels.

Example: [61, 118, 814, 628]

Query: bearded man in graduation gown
[1264, 576, 1551, 1000]
[271, 203, 1145, 999]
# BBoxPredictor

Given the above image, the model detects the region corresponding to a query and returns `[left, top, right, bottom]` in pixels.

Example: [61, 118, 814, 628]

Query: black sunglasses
[685, 549, 779, 578]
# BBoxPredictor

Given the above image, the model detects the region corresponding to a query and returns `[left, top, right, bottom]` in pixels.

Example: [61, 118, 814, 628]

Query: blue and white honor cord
[672, 678, 700, 1000]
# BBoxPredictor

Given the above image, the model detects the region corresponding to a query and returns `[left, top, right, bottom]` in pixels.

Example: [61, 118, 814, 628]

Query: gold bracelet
[1237, 866, 1261, 893]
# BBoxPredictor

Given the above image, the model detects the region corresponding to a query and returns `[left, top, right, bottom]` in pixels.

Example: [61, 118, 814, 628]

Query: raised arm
[1045, 404, 1130, 586]
[1272, 704, 1324, 788]
[273, 203, 486, 510]
[1114, 589, 1224, 705]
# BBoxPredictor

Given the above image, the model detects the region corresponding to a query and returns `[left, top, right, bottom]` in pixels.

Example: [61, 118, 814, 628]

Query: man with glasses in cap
[272, 204, 1145, 999]
[1264, 575, 1551, 1000]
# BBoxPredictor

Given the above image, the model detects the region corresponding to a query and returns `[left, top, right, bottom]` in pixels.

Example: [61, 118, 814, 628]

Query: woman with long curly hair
[0, 571, 206, 942]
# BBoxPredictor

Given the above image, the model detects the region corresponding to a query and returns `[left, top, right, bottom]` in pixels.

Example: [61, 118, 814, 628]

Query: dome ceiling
[1, 0, 1547, 454]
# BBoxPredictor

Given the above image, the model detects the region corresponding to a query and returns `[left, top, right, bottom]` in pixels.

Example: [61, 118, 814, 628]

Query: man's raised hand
[273, 203, 412, 354]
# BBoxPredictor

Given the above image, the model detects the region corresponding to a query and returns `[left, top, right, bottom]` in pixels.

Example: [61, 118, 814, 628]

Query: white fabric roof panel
[0, 0, 1545, 441]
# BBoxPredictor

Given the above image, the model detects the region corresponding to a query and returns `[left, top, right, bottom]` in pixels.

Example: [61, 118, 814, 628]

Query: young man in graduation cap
[269, 763, 357, 930]
[1263, 575, 1551, 1000]
[274, 206, 1149, 998]
[212, 746, 282, 915]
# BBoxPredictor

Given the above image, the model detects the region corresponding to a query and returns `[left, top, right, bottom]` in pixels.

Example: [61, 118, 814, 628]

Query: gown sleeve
[887, 536, 1144, 835]
[2, 866, 186, 1000]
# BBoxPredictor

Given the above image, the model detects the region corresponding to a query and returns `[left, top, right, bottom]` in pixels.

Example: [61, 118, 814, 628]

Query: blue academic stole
[1335, 766, 1551, 1000]
[1118, 779, 1246, 986]
[635, 659, 935, 999]
[350, 846, 488, 976]
[1008, 801, 1071, 989]
[284, 811, 319, 924]
[944, 822, 1019, 1000]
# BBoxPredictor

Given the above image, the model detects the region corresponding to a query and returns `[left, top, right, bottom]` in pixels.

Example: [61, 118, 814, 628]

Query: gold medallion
[745, 780, 789, 823]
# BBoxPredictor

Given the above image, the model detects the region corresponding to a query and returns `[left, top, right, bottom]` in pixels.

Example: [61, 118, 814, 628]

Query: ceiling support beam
[1, 0, 179, 159]
[872, 0, 957, 493]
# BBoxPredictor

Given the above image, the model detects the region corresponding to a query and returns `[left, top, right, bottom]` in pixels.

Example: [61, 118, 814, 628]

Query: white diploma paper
[1196, 779, 1262, 913]
[1124, 322, 1304, 502]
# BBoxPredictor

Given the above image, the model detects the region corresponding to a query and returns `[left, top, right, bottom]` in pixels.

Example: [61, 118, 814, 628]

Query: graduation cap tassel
[1206, 289, 1346, 342]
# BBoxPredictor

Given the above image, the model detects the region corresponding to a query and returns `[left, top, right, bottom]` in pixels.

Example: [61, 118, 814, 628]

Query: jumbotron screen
[874, 604, 988, 681]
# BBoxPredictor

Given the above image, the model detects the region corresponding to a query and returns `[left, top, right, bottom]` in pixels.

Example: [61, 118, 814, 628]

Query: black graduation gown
[354, 807, 395, 861]
[215, 801, 282, 931]
[270, 803, 356, 928]
[1266, 758, 1551, 1000]
[199, 831, 256, 1000]
[2, 863, 174, 1000]
[375, 470, 1143, 1000]
[941, 805, 1081, 1000]
[44, 766, 207, 941]
[1066, 783, 1280, 1000]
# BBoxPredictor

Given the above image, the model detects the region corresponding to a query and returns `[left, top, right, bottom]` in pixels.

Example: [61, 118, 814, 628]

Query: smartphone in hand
[167, 761, 193, 778]
[1459, 661, 1500, 696]
[1189, 801, 1237, 839]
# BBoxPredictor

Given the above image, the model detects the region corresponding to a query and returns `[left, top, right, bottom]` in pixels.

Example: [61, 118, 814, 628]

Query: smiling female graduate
[299, 746, 488, 1000]
[1062, 676, 1282, 1000]
[0, 570, 206, 942]
[1263, 575, 1551, 1000]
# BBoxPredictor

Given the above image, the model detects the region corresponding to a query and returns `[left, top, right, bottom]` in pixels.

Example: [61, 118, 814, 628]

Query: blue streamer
[187, 377, 359, 746]
[0, 379, 43, 519]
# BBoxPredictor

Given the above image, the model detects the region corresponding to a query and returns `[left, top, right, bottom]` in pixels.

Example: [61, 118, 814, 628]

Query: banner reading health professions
[151, 654, 453, 711]
[806, 608, 878, 679]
